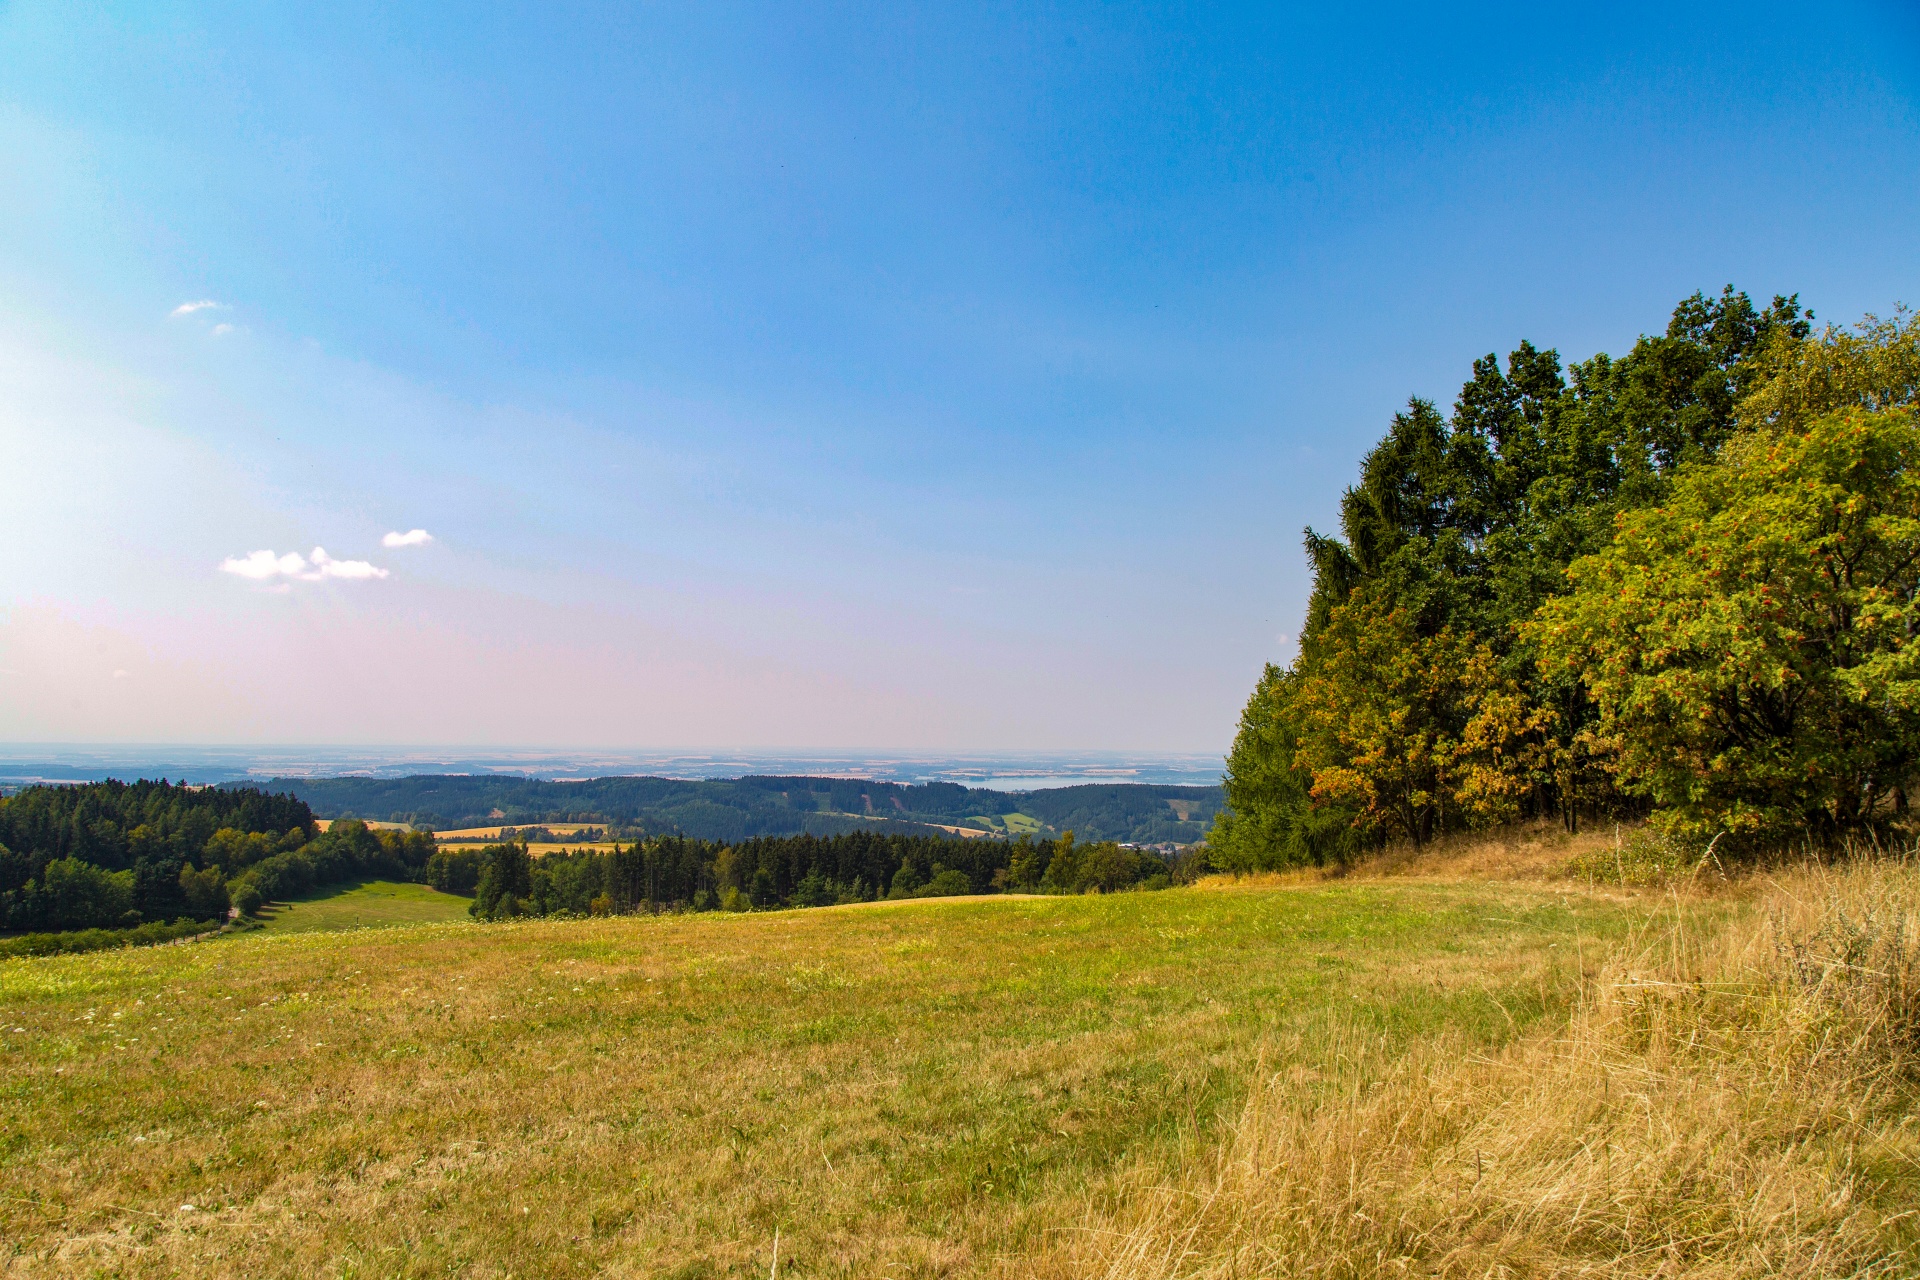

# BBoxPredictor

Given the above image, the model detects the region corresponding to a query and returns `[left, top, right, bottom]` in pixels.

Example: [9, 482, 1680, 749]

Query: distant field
[0, 878, 1650, 1277]
[256, 880, 472, 934]
[433, 823, 603, 841]
[311, 818, 414, 833]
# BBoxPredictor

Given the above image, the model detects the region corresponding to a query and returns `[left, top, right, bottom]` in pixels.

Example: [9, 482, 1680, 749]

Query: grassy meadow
[255, 880, 474, 935]
[4, 876, 1639, 1277]
[2, 854, 1914, 1278]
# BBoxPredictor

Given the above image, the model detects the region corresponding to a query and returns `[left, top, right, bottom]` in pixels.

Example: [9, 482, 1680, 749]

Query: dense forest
[1, 778, 1182, 939]
[1212, 291, 1920, 864]
[0, 780, 433, 935]
[265, 775, 1220, 845]
[430, 829, 1183, 919]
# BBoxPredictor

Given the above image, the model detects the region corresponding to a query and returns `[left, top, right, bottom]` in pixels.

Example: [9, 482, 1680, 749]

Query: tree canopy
[1215, 292, 1920, 862]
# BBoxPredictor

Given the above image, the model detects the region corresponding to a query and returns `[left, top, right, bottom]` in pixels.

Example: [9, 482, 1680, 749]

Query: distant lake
[0, 745, 1224, 791]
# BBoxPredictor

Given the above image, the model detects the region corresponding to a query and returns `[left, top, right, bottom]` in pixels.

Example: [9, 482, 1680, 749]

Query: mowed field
[256, 880, 474, 935]
[0, 880, 1651, 1277]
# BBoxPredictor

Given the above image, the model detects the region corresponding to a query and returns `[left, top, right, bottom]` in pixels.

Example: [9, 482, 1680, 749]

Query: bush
[921, 868, 972, 897]
[178, 863, 229, 919]
[0, 917, 223, 959]
[229, 880, 263, 917]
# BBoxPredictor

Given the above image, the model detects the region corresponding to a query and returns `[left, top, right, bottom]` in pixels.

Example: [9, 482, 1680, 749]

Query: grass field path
[0, 881, 1660, 1278]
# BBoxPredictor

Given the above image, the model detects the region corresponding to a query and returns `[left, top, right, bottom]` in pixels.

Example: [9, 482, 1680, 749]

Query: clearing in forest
[254, 880, 474, 935]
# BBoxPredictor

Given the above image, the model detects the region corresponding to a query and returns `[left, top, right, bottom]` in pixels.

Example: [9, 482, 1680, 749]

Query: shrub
[178, 863, 229, 919]
[229, 880, 263, 917]
[921, 868, 972, 897]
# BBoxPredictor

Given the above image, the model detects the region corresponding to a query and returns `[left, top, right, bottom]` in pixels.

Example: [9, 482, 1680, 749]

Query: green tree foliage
[464, 828, 1172, 920]
[1215, 288, 1819, 860]
[424, 846, 485, 896]
[224, 821, 434, 906]
[24, 858, 136, 930]
[0, 780, 313, 933]
[1533, 313, 1920, 844]
[0, 785, 1185, 936]
[273, 774, 1221, 846]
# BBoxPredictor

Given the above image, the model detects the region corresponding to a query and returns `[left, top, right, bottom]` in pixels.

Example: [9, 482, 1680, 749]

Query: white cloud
[307, 547, 387, 580]
[220, 549, 308, 579]
[170, 300, 225, 317]
[210, 323, 234, 337]
[382, 528, 434, 548]
[218, 547, 388, 582]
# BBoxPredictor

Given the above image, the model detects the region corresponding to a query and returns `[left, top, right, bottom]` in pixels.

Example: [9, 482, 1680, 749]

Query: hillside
[0, 873, 1636, 1276]
[4, 857, 1911, 1276]
[261, 774, 1222, 845]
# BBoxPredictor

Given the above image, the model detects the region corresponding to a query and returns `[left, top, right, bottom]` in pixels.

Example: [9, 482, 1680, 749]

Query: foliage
[226, 821, 435, 906]
[1208, 665, 1361, 871]
[269, 774, 1221, 845]
[463, 828, 1173, 920]
[0, 916, 225, 959]
[1290, 603, 1481, 843]
[1534, 406, 1920, 842]
[424, 845, 485, 895]
[0, 779, 313, 933]
[1216, 287, 1825, 857]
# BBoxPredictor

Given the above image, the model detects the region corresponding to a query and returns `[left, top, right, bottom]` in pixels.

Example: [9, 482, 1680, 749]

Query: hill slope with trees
[1212, 291, 1920, 865]
[263, 775, 1220, 846]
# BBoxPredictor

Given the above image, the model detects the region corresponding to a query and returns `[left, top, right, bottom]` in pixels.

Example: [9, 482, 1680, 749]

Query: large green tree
[1213, 288, 1810, 860]
[1533, 312, 1920, 844]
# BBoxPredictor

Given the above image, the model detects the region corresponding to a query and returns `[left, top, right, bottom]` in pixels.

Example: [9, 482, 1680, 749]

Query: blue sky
[2, 1, 1917, 750]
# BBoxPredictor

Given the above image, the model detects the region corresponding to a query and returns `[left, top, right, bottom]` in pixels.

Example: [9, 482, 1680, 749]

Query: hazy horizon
[0, 743, 1226, 791]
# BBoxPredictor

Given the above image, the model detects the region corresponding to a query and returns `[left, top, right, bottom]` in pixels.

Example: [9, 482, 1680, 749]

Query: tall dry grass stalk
[1022, 861, 1920, 1278]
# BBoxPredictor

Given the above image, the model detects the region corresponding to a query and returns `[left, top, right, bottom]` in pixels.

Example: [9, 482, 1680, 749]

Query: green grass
[256, 879, 473, 935]
[0, 879, 1665, 1277]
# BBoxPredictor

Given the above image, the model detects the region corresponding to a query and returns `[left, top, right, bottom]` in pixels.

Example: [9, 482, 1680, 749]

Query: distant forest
[431, 828, 1185, 919]
[263, 775, 1221, 846]
[0, 780, 433, 935]
[0, 779, 1189, 940]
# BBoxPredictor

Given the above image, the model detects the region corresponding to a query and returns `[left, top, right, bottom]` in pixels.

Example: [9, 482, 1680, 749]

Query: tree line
[1, 779, 1183, 939]
[1212, 290, 1920, 863]
[431, 829, 1185, 920]
[0, 780, 433, 934]
[268, 774, 1221, 845]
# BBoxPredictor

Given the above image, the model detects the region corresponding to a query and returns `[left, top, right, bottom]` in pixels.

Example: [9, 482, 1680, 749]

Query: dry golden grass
[1017, 860, 1920, 1279]
[8, 838, 1912, 1278]
[1, 880, 1635, 1278]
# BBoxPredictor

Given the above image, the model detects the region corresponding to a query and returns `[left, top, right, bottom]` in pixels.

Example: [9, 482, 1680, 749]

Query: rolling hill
[257, 775, 1222, 845]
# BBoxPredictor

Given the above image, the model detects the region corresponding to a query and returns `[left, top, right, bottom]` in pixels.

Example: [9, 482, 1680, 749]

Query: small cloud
[112, 669, 130, 679]
[210, 323, 234, 337]
[170, 300, 225, 317]
[382, 528, 434, 548]
[218, 547, 388, 583]
[307, 547, 387, 580]
[220, 549, 309, 580]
